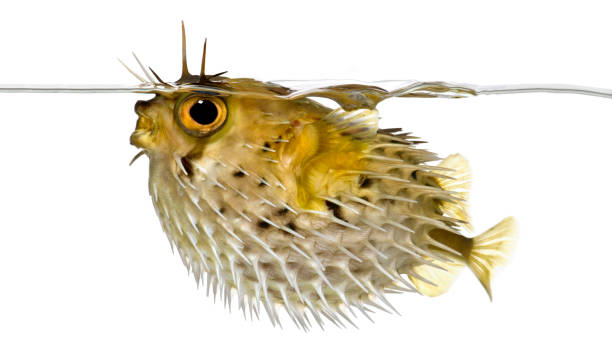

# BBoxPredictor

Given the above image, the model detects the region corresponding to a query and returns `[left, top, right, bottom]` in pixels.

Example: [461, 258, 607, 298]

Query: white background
[1, 1, 611, 361]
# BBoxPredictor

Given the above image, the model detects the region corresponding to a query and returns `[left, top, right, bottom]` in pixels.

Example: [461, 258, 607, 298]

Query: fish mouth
[130, 114, 154, 148]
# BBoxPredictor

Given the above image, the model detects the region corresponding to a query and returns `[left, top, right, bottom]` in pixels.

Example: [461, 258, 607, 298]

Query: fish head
[127, 23, 387, 217]
[130, 90, 227, 156]
[129, 78, 330, 163]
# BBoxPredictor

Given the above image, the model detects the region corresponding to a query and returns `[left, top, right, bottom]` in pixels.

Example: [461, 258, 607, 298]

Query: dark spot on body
[410, 170, 418, 180]
[233, 170, 246, 177]
[359, 176, 372, 188]
[361, 196, 369, 202]
[423, 177, 438, 188]
[219, 207, 226, 214]
[282, 221, 298, 236]
[325, 200, 346, 221]
[263, 142, 271, 151]
[258, 220, 271, 229]
[180, 157, 193, 177]
[259, 178, 268, 187]
[278, 208, 289, 215]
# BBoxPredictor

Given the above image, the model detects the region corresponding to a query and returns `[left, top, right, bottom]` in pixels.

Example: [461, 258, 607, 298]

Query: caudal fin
[468, 217, 518, 300]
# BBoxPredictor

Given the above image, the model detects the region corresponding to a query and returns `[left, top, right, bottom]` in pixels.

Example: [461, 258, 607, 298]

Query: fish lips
[130, 113, 155, 149]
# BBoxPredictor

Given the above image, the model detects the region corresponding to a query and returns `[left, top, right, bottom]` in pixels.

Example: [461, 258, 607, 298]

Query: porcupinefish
[5, 23, 612, 330]
[128, 25, 517, 329]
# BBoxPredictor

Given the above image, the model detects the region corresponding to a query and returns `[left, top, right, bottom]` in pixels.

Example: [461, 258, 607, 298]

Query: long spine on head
[131, 52, 156, 84]
[179, 22, 215, 84]
[181, 21, 190, 79]
[199, 38, 207, 84]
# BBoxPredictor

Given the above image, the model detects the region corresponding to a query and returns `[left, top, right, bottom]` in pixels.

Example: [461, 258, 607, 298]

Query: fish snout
[131, 100, 156, 149]
[134, 100, 150, 116]
[134, 100, 148, 114]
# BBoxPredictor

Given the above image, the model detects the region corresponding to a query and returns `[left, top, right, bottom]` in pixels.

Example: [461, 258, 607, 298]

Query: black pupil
[189, 99, 218, 125]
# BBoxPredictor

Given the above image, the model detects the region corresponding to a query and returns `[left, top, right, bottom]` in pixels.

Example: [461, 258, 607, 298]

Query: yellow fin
[322, 108, 379, 139]
[409, 260, 464, 297]
[468, 217, 518, 300]
[436, 153, 472, 230]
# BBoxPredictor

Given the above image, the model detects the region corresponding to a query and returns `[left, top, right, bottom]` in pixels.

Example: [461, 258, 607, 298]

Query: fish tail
[467, 217, 518, 300]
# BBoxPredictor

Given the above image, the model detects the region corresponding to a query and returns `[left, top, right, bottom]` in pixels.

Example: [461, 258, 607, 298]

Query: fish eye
[177, 95, 227, 136]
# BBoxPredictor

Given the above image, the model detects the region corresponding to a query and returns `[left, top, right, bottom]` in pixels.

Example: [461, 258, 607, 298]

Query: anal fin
[408, 259, 464, 297]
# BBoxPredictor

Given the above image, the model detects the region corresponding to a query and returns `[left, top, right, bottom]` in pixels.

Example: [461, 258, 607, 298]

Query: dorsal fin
[322, 108, 379, 140]
[435, 153, 472, 230]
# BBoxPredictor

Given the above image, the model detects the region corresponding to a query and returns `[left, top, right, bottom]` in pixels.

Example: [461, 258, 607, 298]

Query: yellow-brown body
[130, 75, 516, 329]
